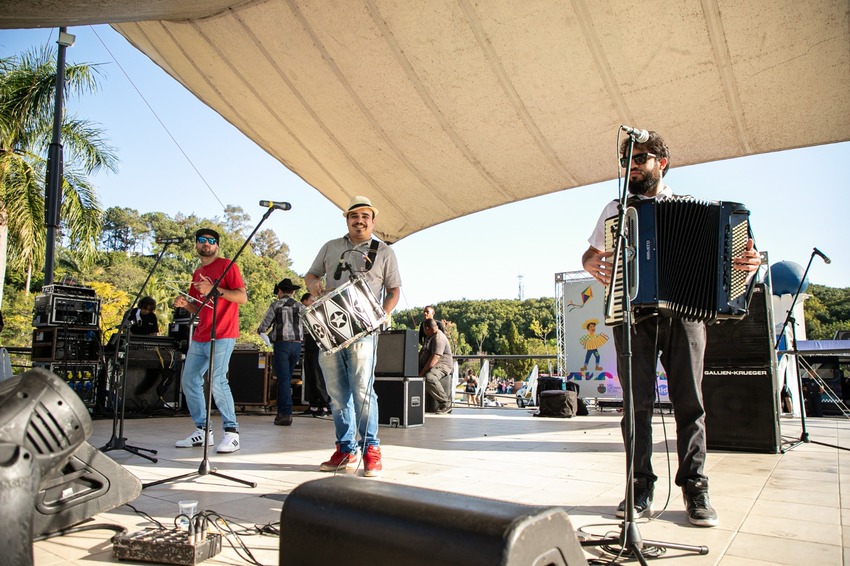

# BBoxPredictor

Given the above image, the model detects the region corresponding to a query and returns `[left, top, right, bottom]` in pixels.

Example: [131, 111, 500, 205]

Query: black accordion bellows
[605, 197, 752, 324]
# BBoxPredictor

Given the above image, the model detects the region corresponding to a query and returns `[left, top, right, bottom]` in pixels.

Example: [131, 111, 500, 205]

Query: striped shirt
[257, 297, 305, 342]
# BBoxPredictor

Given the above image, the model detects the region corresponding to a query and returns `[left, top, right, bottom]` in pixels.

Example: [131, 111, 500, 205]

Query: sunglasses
[196, 236, 217, 244]
[620, 152, 657, 168]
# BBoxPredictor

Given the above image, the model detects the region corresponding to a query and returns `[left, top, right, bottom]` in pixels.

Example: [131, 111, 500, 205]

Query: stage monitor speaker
[704, 283, 775, 368]
[280, 476, 589, 566]
[374, 330, 418, 377]
[33, 441, 142, 537]
[703, 368, 780, 453]
[227, 350, 271, 406]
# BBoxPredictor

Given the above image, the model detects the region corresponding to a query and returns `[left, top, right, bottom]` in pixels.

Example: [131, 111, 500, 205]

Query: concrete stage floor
[32, 402, 850, 565]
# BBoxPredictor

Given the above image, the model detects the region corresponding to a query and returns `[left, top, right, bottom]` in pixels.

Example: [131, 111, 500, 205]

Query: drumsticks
[164, 281, 213, 309]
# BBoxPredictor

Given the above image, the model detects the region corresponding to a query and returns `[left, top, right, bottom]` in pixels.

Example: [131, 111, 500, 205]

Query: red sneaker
[319, 446, 359, 472]
[363, 445, 382, 477]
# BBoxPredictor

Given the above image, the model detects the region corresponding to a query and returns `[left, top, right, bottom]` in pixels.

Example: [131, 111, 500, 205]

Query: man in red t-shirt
[174, 228, 247, 454]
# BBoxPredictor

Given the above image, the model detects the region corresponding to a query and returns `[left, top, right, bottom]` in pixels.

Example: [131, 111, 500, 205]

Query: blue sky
[2, 25, 847, 310]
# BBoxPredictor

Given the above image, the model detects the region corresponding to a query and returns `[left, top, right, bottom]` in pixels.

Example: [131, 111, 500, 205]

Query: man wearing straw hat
[305, 196, 401, 478]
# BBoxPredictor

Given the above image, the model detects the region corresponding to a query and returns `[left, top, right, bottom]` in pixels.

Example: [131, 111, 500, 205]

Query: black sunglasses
[620, 152, 657, 168]
[196, 236, 217, 244]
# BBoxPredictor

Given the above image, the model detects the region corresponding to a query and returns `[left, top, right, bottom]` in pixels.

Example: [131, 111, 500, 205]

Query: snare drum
[301, 278, 387, 354]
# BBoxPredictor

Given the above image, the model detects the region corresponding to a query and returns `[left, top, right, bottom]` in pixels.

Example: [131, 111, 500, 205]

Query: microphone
[620, 125, 650, 143]
[156, 236, 185, 244]
[259, 200, 292, 210]
[333, 254, 346, 281]
[813, 247, 832, 264]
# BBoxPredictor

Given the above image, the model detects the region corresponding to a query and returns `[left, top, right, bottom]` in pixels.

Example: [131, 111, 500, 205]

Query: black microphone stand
[776, 249, 845, 452]
[100, 243, 175, 463]
[143, 209, 280, 489]
[580, 133, 707, 563]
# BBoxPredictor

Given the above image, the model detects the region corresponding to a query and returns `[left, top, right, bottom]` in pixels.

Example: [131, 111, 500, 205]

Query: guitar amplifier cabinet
[374, 330, 419, 377]
[374, 377, 424, 428]
[227, 350, 273, 408]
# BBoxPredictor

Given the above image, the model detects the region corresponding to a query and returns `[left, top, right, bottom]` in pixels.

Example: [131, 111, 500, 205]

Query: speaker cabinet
[227, 350, 271, 407]
[704, 283, 774, 367]
[374, 330, 418, 377]
[703, 368, 780, 453]
[374, 377, 424, 428]
[123, 365, 180, 411]
[33, 441, 142, 536]
[704, 283, 780, 452]
[280, 476, 589, 566]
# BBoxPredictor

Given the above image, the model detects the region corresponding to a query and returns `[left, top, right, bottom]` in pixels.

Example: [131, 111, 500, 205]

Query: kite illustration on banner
[566, 285, 593, 311]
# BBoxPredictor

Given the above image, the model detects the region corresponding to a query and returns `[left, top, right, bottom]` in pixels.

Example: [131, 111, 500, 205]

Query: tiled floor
[31, 402, 850, 565]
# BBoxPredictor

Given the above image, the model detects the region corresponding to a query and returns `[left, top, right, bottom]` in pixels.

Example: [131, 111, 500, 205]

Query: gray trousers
[424, 366, 451, 407]
[614, 315, 708, 487]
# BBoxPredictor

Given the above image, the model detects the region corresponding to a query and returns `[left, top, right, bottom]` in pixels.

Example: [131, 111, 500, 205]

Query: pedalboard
[112, 528, 221, 565]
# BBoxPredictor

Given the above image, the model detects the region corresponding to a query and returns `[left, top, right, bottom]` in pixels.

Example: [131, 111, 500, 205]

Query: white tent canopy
[3, 0, 848, 242]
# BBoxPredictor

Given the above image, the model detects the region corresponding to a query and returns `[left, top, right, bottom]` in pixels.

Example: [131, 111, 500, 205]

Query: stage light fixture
[0, 368, 93, 565]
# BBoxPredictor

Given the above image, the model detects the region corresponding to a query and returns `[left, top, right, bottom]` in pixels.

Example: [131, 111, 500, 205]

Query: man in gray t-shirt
[305, 195, 401, 479]
[419, 319, 453, 414]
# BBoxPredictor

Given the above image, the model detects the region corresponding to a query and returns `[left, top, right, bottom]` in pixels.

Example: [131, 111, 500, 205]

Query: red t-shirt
[188, 257, 244, 341]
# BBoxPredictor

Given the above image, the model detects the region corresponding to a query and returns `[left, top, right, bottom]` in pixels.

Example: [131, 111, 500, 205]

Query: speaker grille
[703, 369, 779, 453]
[703, 283, 780, 453]
[374, 330, 418, 377]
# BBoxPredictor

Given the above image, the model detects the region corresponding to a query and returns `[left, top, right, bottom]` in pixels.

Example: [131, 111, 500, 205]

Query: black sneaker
[616, 480, 654, 519]
[683, 479, 718, 527]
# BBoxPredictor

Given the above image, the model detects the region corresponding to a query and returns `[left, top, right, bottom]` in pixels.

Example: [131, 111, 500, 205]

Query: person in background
[127, 296, 159, 336]
[173, 228, 247, 454]
[257, 278, 305, 426]
[299, 292, 331, 417]
[419, 318, 454, 414]
[464, 368, 479, 405]
[418, 305, 446, 345]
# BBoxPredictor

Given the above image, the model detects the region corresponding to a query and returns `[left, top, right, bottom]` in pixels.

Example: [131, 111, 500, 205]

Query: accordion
[604, 197, 752, 325]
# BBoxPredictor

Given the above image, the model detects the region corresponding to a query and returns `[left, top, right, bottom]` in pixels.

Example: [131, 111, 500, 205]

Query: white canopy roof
[3, 0, 848, 242]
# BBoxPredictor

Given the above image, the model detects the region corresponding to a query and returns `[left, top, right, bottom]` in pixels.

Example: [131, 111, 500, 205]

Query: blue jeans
[181, 338, 238, 431]
[318, 334, 379, 453]
[274, 341, 302, 415]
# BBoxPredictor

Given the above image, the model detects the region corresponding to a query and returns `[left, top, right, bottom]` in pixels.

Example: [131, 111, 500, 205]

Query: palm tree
[0, 44, 117, 304]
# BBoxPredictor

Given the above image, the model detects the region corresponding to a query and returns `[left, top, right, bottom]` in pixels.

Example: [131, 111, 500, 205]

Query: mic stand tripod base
[581, 519, 709, 565]
[101, 435, 158, 464]
[142, 464, 258, 490]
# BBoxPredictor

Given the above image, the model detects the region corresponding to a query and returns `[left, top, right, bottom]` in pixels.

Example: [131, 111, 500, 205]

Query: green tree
[101, 206, 148, 253]
[530, 317, 554, 355]
[470, 322, 489, 353]
[0, 45, 117, 302]
[805, 284, 850, 339]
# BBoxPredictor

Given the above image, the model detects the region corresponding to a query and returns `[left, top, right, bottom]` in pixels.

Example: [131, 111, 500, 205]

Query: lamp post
[43, 27, 74, 285]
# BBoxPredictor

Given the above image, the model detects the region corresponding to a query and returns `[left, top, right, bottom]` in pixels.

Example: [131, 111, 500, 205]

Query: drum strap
[364, 239, 380, 271]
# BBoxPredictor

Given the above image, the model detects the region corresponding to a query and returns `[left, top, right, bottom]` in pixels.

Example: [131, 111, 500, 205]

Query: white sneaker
[216, 432, 240, 454]
[175, 428, 213, 448]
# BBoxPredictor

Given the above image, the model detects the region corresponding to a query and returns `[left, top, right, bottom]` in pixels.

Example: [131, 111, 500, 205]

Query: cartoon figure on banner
[579, 318, 609, 371]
